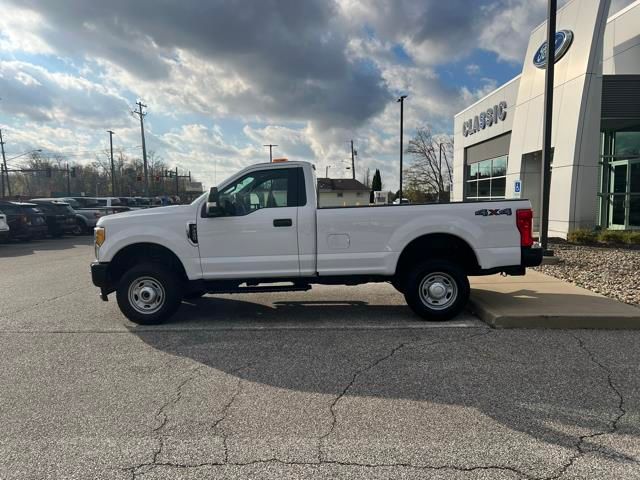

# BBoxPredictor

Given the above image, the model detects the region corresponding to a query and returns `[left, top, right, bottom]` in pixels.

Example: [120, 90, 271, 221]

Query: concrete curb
[470, 297, 640, 329]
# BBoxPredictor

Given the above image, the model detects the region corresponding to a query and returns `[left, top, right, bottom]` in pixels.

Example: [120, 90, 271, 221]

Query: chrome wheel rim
[418, 272, 457, 310]
[128, 276, 165, 315]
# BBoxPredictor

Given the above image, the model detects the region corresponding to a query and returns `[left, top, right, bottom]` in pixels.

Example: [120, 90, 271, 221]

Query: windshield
[62, 198, 80, 209]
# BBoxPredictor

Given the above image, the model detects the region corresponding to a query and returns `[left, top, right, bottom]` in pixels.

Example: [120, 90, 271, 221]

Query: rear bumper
[475, 246, 543, 276]
[522, 246, 543, 268]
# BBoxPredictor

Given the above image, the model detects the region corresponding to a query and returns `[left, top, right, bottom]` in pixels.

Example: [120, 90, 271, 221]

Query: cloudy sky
[0, 0, 633, 189]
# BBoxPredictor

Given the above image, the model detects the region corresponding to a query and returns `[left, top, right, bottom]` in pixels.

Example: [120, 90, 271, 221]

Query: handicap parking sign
[514, 179, 522, 198]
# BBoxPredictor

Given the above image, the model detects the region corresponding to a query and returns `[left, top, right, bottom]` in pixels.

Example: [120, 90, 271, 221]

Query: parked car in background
[28, 200, 77, 237]
[0, 201, 48, 241]
[91, 197, 125, 209]
[32, 197, 100, 234]
[118, 197, 152, 209]
[0, 211, 9, 242]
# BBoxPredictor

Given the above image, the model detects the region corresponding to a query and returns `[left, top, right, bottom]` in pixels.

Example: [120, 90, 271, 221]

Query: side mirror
[205, 187, 224, 217]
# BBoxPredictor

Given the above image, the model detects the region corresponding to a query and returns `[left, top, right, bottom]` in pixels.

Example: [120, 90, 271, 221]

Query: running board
[206, 284, 312, 294]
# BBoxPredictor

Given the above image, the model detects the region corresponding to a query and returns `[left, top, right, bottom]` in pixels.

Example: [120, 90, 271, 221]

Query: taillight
[516, 209, 533, 247]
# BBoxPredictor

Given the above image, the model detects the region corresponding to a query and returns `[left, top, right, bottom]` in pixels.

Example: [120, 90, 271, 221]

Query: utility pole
[107, 130, 116, 196]
[66, 163, 71, 196]
[350, 140, 356, 180]
[540, 0, 556, 255]
[397, 95, 408, 203]
[0, 129, 10, 198]
[325, 165, 330, 178]
[133, 101, 149, 196]
[175, 166, 179, 197]
[263, 144, 278, 163]
[438, 142, 445, 202]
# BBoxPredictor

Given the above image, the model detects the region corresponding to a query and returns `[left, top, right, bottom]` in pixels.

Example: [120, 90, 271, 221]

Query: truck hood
[97, 204, 195, 228]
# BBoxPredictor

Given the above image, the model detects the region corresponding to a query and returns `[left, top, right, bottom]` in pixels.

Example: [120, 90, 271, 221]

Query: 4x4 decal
[475, 208, 512, 217]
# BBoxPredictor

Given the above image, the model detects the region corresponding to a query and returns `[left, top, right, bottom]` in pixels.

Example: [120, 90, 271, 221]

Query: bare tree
[405, 126, 453, 202]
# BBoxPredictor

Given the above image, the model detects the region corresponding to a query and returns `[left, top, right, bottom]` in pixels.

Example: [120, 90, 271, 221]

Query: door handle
[273, 218, 293, 227]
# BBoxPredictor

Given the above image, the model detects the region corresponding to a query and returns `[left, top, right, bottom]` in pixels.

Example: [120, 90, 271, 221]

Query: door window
[217, 168, 300, 216]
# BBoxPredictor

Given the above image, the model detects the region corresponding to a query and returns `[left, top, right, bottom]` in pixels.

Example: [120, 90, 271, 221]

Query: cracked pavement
[1, 237, 639, 479]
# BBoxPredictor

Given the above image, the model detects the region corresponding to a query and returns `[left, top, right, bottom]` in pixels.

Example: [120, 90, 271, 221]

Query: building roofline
[607, 0, 640, 23]
[454, 74, 521, 117]
[455, 0, 640, 119]
[531, 0, 638, 34]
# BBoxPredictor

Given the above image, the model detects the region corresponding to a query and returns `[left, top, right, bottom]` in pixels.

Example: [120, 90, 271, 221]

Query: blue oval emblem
[533, 29, 574, 69]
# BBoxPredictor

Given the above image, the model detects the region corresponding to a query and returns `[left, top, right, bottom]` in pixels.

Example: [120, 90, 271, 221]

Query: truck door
[197, 167, 303, 279]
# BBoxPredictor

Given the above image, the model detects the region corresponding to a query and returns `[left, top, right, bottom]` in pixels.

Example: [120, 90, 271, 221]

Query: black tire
[116, 263, 183, 325]
[391, 278, 404, 294]
[403, 259, 470, 321]
[72, 220, 84, 236]
[183, 290, 206, 300]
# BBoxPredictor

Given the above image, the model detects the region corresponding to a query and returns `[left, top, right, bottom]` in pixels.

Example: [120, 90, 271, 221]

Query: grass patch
[568, 228, 640, 246]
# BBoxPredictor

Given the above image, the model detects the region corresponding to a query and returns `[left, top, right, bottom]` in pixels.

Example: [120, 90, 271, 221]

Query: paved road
[1, 237, 639, 479]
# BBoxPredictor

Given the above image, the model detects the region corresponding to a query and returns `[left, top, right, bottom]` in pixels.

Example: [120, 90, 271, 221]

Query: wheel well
[395, 233, 480, 282]
[108, 243, 188, 288]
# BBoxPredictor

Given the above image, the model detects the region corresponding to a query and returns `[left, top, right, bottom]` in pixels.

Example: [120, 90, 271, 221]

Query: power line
[25, 145, 141, 158]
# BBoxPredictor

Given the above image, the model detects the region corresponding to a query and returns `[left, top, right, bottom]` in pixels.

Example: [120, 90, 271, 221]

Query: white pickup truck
[91, 160, 542, 324]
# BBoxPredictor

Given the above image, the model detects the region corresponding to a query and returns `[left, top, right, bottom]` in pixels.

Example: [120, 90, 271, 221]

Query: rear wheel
[116, 263, 183, 325]
[403, 259, 469, 321]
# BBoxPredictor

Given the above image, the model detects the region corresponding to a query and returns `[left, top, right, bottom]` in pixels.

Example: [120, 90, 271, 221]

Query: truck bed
[315, 200, 531, 276]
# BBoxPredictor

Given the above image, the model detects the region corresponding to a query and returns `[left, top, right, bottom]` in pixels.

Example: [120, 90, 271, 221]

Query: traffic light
[70, 167, 77, 178]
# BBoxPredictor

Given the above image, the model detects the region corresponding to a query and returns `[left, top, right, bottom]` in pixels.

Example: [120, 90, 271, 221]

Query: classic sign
[533, 30, 574, 69]
[463, 101, 507, 137]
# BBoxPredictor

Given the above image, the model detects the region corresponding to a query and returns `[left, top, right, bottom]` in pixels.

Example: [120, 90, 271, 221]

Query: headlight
[95, 227, 105, 247]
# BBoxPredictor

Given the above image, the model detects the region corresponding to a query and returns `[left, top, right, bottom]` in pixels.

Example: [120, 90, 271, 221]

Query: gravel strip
[534, 241, 640, 307]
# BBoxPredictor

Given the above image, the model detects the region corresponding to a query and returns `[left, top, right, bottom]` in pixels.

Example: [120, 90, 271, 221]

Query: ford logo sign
[533, 29, 574, 69]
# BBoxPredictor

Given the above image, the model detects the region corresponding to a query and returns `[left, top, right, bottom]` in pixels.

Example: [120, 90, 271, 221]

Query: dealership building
[453, 0, 640, 236]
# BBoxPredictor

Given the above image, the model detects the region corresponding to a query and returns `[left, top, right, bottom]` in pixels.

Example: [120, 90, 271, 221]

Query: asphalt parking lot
[1, 237, 639, 479]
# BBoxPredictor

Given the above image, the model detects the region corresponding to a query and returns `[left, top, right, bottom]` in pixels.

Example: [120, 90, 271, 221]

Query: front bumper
[91, 261, 111, 300]
[28, 225, 48, 238]
[522, 246, 543, 268]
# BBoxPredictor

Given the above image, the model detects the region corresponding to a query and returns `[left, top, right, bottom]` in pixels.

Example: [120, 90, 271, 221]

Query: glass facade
[598, 127, 640, 229]
[465, 155, 507, 201]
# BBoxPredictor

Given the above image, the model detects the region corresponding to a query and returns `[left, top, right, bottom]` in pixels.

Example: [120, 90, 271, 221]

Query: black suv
[28, 200, 77, 237]
[0, 201, 48, 241]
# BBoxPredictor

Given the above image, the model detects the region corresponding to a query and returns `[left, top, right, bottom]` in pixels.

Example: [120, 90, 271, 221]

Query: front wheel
[116, 263, 183, 325]
[72, 220, 84, 236]
[403, 260, 470, 321]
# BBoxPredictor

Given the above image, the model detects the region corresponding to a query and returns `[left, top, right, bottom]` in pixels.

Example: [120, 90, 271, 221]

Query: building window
[465, 155, 507, 201]
[599, 127, 640, 230]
